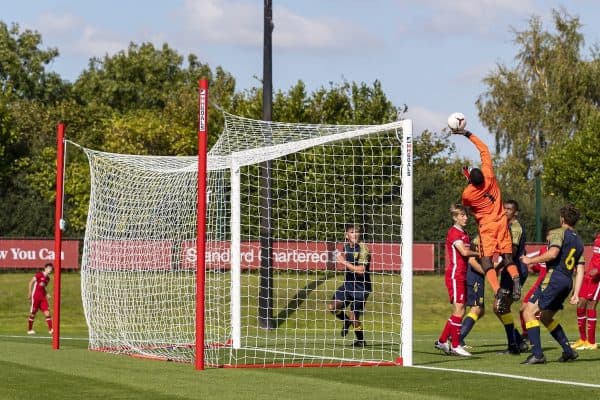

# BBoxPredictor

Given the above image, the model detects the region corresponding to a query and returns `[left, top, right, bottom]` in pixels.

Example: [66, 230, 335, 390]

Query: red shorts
[579, 275, 600, 301]
[445, 275, 466, 304]
[30, 296, 49, 313]
[478, 218, 512, 257]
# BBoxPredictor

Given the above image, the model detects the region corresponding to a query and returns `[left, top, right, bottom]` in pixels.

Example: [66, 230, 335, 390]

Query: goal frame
[55, 79, 414, 369]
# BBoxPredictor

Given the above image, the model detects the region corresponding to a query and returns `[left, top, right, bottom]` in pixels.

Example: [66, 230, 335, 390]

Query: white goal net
[79, 111, 413, 368]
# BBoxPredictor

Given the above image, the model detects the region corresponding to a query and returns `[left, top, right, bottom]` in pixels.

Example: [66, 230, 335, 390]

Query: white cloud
[404, 105, 448, 134]
[181, 0, 381, 51]
[77, 26, 128, 58]
[36, 12, 80, 34]
[31, 12, 127, 59]
[455, 61, 497, 85]
[181, 0, 261, 46]
[396, 0, 536, 37]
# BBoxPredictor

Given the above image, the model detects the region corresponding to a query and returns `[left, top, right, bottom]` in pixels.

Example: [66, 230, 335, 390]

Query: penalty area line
[412, 365, 600, 389]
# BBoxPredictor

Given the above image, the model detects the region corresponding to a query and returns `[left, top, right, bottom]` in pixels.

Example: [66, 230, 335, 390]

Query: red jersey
[32, 271, 50, 298]
[445, 225, 471, 280]
[586, 233, 600, 279]
[461, 134, 505, 224]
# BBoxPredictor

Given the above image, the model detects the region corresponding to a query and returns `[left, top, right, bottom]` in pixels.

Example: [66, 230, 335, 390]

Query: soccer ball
[447, 112, 467, 132]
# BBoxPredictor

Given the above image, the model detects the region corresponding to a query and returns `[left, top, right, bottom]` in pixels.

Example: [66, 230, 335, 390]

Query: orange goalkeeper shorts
[478, 218, 512, 257]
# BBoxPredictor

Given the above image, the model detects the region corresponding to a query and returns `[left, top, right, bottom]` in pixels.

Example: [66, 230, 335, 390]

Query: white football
[447, 112, 467, 132]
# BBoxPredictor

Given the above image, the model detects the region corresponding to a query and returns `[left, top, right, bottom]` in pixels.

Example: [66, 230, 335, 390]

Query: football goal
[72, 82, 413, 369]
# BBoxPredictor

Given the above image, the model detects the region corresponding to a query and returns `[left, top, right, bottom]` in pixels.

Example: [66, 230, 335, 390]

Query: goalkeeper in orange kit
[453, 128, 520, 313]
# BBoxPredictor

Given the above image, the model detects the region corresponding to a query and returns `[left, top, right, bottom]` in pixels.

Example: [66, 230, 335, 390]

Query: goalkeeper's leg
[351, 296, 368, 346]
[480, 256, 510, 312]
[327, 298, 351, 337]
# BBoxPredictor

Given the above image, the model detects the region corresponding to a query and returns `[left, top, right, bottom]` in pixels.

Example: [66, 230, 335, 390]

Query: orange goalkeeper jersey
[461, 134, 505, 224]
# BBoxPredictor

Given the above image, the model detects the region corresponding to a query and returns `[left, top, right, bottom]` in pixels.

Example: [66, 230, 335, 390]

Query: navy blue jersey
[344, 242, 371, 291]
[509, 219, 528, 280]
[546, 227, 585, 279]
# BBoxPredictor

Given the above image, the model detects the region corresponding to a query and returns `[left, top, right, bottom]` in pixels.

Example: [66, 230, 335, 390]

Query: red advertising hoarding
[4, 239, 593, 273]
[0, 239, 79, 269]
[181, 241, 435, 272]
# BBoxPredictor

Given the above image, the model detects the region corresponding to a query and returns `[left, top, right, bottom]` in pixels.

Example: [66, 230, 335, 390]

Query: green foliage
[478, 9, 593, 179]
[477, 8, 600, 237]
[544, 114, 600, 232]
[74, 42, 205, 112]
[412, 130, 470, 241]
[0, 22, 68, 102]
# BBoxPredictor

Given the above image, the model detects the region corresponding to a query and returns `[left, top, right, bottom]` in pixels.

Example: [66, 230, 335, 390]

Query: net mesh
[79, 111, 410, 367]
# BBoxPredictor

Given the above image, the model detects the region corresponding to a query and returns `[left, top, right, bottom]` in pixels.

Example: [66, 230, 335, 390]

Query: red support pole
[53, 122, 65, 350]
[195, 79, 208, 370]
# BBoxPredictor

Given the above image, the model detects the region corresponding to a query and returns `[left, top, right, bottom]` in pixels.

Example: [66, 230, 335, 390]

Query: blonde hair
[450, 203, 466, 218]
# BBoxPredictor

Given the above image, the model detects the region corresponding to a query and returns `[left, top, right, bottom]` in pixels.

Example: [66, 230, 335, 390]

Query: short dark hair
[560, 203, 580, 226]
[44, 263, 54, 270]
[469, 168, 484, 186]
[504, 199, 519, 211]
[345, 223, 361, 233]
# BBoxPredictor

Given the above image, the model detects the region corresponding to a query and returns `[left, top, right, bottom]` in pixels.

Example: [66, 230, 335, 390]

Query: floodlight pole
[258, 0, 275, 329]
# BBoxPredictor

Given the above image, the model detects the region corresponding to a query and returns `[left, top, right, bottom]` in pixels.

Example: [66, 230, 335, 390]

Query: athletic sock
[439, 317, 453, 343]
[506, 264, 519, 279]
[547, 320, 571, 353]
[526, 321, 543, 358]
[460, 312, 479, 342]
[576, 307, 587, 341]
[354, 323, 364, 341]
[514, 329, 523, 344]
[500, 313, 516, 346]
[587, 309, 597, 344]
[485, 269, 500, 294]
[450, 315, 462, 348]
[46, 316, 53, 330]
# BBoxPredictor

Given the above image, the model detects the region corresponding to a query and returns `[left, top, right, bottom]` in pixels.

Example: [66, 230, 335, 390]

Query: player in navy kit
[327, 224, 371, 347]
[520, 204, 585, 364]
[459, 235, 486, 349]
[495, 200, 529, 354]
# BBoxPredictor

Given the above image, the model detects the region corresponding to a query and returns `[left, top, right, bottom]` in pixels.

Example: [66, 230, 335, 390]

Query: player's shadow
[274, 270, 336, 328]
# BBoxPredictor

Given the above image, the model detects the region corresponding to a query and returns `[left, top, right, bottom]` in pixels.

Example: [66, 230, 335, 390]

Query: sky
[3, 0, 600, 160]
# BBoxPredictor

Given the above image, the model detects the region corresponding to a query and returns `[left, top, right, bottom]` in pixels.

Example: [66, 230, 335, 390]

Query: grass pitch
[1, 272, 599, 399]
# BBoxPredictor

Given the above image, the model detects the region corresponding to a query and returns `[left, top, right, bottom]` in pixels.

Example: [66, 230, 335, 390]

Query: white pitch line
[0, 334, 88, 341]
[412, 365, 600, 389]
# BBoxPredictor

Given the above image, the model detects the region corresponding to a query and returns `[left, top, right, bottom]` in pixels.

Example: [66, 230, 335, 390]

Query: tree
[477, 9, 597, 188]
[544, 114, 600, 233]
[412, 130, 470, 241]
[0, 22, 68, 102]
[0, 21, 70, 235]
[73, 42, 213, 113]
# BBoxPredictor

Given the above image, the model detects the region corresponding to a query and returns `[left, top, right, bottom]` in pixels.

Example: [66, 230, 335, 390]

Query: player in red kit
[27, 263, 54, 335]
[570, 232, 600, 350]
[435, 204, 480, 356]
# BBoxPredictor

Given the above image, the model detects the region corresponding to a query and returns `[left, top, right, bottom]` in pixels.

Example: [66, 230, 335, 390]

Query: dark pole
[258, 0, 274, 329]
[535, 170, 542, 242]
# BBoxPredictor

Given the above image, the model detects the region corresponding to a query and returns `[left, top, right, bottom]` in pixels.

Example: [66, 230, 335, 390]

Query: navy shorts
[528, 274, 572, 312]
[466, 269, 485, 307]
[333, 282, 370, 313]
